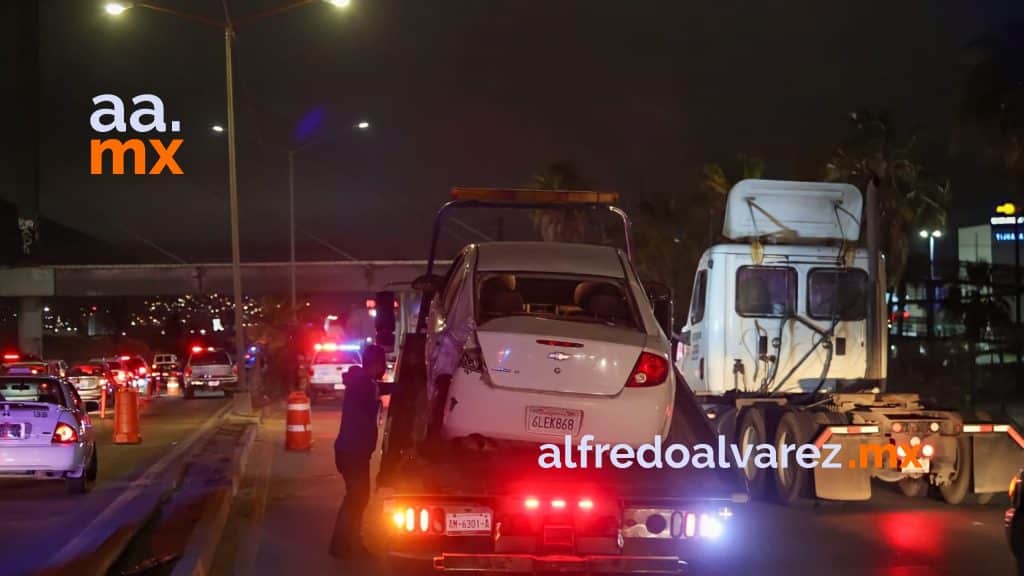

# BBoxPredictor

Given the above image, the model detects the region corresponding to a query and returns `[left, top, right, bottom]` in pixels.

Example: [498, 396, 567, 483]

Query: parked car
[0, 375, 99, 493]
[183, 347, 238, 399]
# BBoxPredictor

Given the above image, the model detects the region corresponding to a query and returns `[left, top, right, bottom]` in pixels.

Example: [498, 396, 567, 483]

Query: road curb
[170, 418, 260, 576]
[43, 400, 235, 575]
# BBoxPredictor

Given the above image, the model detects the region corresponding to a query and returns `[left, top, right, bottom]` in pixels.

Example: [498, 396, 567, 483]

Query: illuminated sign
[996, 202, 1017, 215]
[991, 216, 1024, 226]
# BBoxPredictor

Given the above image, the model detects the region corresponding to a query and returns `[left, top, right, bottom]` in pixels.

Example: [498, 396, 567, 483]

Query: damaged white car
[423, 240, 676, 446]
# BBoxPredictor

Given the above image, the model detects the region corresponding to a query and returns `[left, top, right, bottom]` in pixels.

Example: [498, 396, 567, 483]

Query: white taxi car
[0, 376, 98, 493]
[309, 344, 362, 401]
[425, 241, 675, 446]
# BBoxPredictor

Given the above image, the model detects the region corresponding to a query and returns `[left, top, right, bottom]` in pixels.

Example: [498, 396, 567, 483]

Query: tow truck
[676, 179, 1024, 504]
[372, 188, 746, 574]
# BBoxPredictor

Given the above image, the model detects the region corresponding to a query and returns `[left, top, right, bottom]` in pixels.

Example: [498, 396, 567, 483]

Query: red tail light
[138, 366, 147, 375]
[53, 423, 79, 443]
[185, 366, 192, 377]
[626, 352, 669, 387]
[308, 367, 315, 377]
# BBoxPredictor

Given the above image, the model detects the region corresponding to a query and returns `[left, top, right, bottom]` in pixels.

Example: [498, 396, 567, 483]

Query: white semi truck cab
[677, 179, 1023, 505]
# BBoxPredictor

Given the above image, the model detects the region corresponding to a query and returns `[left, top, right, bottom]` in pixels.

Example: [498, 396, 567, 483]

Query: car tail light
[185, 366, 192, 377]
[232, 365, 239, 375]
[626, 352, 669, 387]
[308, 367, 315, 377]
[138, 366, 147, 375]
[53, 423, 78, 444]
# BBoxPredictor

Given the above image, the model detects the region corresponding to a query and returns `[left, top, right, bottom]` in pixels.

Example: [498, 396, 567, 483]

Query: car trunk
[475, 316, 645, 396]
[0, 402, 61, 446]
[69, 376, 104, 391]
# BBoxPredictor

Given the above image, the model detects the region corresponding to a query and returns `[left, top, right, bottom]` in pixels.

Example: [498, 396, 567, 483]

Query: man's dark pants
[331, 450, 371, 556]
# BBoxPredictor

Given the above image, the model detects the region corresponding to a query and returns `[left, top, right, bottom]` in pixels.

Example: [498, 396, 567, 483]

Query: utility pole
[865, 178, 884, 386]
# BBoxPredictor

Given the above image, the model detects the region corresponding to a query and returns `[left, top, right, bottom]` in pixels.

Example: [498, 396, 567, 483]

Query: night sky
[20, 0, 1024, 263]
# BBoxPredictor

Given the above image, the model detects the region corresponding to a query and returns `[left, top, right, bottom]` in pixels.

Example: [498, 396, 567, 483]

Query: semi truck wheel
[898, 477, 928, 498]
[737, 407, 772, 500]
[939, 436, 972, 505]
[773, 410, 815, 505]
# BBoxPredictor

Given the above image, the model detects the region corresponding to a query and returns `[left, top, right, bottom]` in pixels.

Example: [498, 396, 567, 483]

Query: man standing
[330, 344, 386, 559]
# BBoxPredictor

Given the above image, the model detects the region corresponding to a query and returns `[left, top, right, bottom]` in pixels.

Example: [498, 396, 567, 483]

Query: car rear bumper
[185, 378, 238, 390]
[433, 553, 686, 574]
[0, 443, 86, 476]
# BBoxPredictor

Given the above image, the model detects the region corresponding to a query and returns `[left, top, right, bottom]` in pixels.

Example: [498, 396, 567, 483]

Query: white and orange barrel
[286, 390, 313, 451]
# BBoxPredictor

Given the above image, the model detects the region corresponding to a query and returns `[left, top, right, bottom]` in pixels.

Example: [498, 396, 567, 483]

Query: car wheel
[898, 476, 928, 498]
[737, 407, 772, 500]
[939, 436, 972, 505]
[773, 410, 815, 505]
[86, 447, 98, 482]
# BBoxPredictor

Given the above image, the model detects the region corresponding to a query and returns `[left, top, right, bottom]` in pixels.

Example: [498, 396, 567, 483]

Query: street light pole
[223, 26, 251, 413]
[288, 150, 297, 323]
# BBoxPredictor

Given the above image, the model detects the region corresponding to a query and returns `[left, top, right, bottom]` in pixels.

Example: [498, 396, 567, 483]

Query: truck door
[679, 265, 709, 391]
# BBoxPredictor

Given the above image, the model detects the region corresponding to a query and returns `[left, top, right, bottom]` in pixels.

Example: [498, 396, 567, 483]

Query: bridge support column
[18, 297, 43, 357]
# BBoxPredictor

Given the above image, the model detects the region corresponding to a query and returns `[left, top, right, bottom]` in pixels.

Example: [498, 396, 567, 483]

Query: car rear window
[69, 364, 105, 376]
[476, 272, 638, 329]
[190, 351, 231, 366]
[0, 379, 67, 406]
[314, 350, 361, 364]
[1, 363, 47, 376]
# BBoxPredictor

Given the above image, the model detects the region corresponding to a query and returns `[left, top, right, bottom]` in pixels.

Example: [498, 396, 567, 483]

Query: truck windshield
[736, 266, 796, 317]
[807, 268, 868, 321]
[477, 273, 637, 328]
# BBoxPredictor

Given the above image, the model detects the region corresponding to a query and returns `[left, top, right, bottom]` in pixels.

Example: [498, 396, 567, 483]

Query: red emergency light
[191, 346, 204, 353]
[2, 353, 19, 361]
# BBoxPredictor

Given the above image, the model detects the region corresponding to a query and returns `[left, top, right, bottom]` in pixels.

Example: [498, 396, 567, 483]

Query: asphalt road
[223, 401, 1017, 576]
[0, 392, 230, 576]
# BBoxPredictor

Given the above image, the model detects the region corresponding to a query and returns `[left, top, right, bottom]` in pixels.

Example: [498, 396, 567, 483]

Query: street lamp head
[104, 2, 132, 16]
[931, 230, 942, 238]
[211, 124, 225, 133]
[918, 230, 929, 238]
[356, 121, 370, 130]
[326, 0, 351, 8]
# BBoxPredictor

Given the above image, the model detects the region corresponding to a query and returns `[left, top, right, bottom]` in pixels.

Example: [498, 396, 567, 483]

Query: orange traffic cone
[286, 390, 313, 451]
[114, 387, 141, 444]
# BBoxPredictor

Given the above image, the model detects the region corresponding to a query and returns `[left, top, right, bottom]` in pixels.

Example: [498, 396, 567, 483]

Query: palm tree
[631, 155, 766, 324]
[824, 109, 950, 291]
[955, 23, 1024, 195]
[528, 161, 589, 242]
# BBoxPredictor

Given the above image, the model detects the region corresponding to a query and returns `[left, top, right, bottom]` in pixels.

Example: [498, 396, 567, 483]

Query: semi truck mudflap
[971, 424, 1024, 494]
[434, 553, 687, 574]
[812, 433, 873, 501]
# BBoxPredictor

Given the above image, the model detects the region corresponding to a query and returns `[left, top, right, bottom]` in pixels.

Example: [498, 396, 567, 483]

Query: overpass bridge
[0, 260, 446, 355]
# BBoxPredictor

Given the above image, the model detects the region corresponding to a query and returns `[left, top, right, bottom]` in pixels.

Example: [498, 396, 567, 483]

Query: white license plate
[901, 458, 930, 474]
[207, 381, 220, 387]
[333, 384, 345, 390]
[445, 512, 491, 534]
[526, 406, 582, 437]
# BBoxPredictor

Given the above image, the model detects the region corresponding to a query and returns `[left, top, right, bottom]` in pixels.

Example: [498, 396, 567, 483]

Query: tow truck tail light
[626, 352, 669, 387]
[524, 497, 540, 510]
[393, 506, 446, 534]
[578, 498, 594, 511]
[53, 423, 78, 444]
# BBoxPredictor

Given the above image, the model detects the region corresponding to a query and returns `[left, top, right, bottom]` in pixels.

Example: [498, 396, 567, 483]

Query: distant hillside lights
[89, 94, 183, 175]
